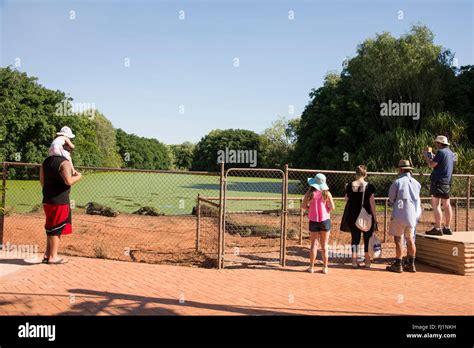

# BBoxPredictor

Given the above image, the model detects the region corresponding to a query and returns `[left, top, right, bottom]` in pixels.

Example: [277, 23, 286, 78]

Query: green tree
[294, 25, 473, 173]
[261, 117, 299, 167]
[116, 129, 172, 170]
[90, 111, 123, 168]
[169, 142, 195, 170]
[192, 129, 265, 171]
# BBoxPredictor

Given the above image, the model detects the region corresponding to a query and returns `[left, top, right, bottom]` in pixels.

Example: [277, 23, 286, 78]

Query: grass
[5, 172, 389, 214]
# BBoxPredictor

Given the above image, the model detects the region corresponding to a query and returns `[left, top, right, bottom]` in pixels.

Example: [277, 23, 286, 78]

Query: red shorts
[43, 203, 72, 236]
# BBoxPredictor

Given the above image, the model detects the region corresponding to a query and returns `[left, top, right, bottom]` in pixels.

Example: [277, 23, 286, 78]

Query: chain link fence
[1, 162, 221, 267]
[287, 168, 472, 263]
[1, 162, 472, 268]
[221, 168, 285, 267]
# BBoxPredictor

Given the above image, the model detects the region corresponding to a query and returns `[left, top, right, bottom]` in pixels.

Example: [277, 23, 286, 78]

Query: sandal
[42, 256, 49, 264]
[352, 260, 361, 269]
[47, 258, 68, 265]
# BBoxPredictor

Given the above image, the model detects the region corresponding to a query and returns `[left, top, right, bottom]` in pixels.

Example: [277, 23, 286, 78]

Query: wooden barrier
[416, 232, 474, 276]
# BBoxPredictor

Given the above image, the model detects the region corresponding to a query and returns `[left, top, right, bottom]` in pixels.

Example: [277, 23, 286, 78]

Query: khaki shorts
[389, 219, 414, 238]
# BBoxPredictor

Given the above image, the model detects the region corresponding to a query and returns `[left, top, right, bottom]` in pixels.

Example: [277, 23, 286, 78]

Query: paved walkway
[0, 255, 472, 315]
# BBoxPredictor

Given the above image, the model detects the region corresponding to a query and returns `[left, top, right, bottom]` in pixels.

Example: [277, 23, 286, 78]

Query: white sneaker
[322, 267, 328, 274]
[306, 267, 314, 273]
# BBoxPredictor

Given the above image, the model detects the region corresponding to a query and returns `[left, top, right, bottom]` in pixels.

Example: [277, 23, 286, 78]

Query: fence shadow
[57, 288, 400, 316]
[0, 258, 40, 266]
[60, 289, 300, 315]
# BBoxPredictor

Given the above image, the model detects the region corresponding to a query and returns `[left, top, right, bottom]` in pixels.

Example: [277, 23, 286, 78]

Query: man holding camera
[424, 135, 455, 236]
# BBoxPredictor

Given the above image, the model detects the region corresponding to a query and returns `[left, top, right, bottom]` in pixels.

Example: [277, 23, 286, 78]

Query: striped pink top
[308, 190, 330, 222]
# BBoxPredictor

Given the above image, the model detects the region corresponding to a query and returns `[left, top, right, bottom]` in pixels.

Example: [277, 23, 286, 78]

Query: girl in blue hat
[302, 173, 335, 274]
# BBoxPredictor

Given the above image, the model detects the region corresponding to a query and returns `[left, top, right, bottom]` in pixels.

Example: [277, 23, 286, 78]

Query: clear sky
[1, 0, 472, 144]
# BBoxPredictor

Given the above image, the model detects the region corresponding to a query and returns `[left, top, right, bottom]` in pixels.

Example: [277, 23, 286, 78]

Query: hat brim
[398, 166, 414, 170]
[435, 140, 449, 146]
[57, 132, 75, 138]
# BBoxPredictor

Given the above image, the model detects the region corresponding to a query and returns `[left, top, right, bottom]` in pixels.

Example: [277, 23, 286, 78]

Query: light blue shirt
[388, 173, 421, 227]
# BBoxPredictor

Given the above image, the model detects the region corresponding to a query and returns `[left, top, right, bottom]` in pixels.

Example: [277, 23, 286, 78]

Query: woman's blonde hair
[355, 165, 367, 179]
[309, 186, 330, 202]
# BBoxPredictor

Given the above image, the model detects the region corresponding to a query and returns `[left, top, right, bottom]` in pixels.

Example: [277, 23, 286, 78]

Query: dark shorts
[44, 203, 72, 236]
[309, 219, 331, 232]
[430, 181, 451, 199]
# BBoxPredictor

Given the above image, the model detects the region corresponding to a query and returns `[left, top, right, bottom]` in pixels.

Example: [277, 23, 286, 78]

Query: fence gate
[221, 168, 286, 268]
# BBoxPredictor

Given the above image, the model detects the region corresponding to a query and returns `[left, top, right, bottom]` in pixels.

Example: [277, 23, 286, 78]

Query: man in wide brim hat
[397, 159, 414, 170]
[386, 159, 421, 273]
[423, 135, 455, 236]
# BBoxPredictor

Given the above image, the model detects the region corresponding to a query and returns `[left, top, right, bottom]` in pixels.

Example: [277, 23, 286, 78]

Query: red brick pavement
[0, 256, 472, 315]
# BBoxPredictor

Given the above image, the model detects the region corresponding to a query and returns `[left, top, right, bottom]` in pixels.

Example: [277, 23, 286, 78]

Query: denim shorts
[309, 219, 331, 232]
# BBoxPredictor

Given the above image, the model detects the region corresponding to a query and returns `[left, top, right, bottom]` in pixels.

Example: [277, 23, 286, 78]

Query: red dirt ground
[4, 208, 473, 268]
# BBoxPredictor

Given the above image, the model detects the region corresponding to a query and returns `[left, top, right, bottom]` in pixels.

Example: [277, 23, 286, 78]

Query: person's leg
[363, 231, 372, 267]
[441, 198, 452, 229]
[351, 229, 361, 267]
[404, 227, 417, 272]
[308, 232, 319, 272]
[394, 236, 403, 259]
[48, 235, 60, 262]
[406, 233, 416, 257]
[319, 231, 330, 272]
[386, 235, 403, 273]
[44, 235, 51, 260]
[431, 196, 442, 229]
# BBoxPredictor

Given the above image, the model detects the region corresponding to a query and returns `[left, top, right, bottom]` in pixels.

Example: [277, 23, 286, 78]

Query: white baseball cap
[57, 126, 75, 138]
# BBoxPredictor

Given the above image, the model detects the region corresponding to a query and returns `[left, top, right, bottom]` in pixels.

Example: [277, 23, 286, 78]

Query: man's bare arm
[39, 165, 44, 187]
[60, 161, 81, 186]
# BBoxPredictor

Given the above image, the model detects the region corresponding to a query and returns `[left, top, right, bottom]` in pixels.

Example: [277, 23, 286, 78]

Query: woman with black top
[340, 165, 377, 268]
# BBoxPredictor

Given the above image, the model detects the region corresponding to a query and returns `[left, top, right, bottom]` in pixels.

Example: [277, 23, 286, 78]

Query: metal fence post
[299, 198, 304, 246]
[383, 199, 388, 243]
[217, 162, 225, 269]
[196, 194, 201, 252]
[0, 162, 7, 246]
[466, 176, 471, 231]
[281, 164, 289, 267]
[454, 198, 458, 232]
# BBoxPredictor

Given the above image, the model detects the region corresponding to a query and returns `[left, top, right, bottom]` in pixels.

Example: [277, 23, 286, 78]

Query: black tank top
[42, 156, 71, 205]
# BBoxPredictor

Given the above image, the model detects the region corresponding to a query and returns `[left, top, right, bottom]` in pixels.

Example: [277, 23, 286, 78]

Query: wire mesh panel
[196, 196, 220, 267]
[285, 168, 385, 264]
[1, 162, 471, 269]
[286, 169, 473, 266]
[2, 162, 220, 268]
[222, 168, 284, 267]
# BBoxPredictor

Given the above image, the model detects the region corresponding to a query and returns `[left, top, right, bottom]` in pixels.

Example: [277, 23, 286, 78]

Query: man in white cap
[423, 135, 455, 236]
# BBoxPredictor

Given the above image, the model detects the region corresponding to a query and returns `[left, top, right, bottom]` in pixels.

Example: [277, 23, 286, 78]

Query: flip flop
[47, 258, 68, 265]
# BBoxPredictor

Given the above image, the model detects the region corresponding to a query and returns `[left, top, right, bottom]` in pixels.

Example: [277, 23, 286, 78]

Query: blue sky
[1, 0, 472, 144]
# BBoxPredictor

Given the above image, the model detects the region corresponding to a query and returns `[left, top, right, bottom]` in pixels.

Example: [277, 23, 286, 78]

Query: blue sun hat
[307, 173, 329, 191]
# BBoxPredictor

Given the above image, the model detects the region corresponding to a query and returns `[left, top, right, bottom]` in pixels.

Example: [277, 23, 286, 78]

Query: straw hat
[397, 159, 414, 170]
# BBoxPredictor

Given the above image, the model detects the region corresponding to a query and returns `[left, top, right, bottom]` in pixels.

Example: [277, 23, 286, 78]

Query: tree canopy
[294, 25, 473, 173]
